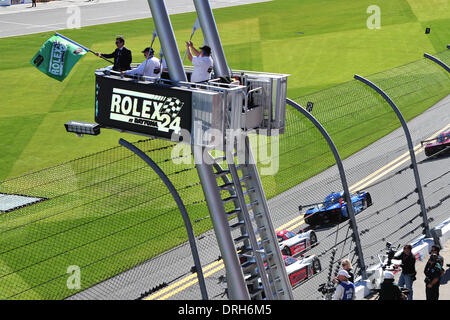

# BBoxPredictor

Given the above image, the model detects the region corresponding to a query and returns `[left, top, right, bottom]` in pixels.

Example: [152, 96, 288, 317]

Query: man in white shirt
[186, 41, 213, 83]
[332, 270, 355, 300]
[123, 47, 161, 79]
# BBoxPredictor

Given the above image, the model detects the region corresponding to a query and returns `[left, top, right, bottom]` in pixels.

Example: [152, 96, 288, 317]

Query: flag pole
[182, 31, 195, 63]
[55, 32, 114, 65]
[182, 18, 200, 64]
[150, 29, 158, 48]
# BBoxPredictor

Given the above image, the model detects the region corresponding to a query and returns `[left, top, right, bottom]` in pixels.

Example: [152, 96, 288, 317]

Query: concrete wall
[434, 217, 450, 245]
[0, 0, 50, 6]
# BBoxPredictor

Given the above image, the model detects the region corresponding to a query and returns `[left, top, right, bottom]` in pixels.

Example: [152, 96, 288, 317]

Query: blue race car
[300, 191, 372, 225]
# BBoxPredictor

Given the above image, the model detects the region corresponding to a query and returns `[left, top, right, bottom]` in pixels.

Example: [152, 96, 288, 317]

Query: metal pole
[286, 98, 368, 280]
[195, 148, 250, 300]
[119, 138, 208, 300]
[192, 0, 231, 79]
[146, 0, 187, 82]
[191, 0, 247, 299]
[354, 75, 439, 246]
[423, 53, 450, 73]
[242, 136, 294, 299]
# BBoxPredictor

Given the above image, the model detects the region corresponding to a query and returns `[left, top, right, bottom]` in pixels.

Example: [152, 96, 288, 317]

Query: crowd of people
[378, 244, 445, 300]
[94, 36, 213, 83]
[331, 244, 446, 300]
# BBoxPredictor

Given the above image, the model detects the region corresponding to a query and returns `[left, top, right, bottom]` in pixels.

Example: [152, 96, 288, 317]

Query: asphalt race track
[68, 94, 450, 300]
[0, 0, 271, 38]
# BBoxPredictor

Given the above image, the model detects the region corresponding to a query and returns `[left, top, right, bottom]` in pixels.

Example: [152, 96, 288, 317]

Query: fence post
[119, 138, 208, 300]
[286, 98, 368, 281]
[423, 53, 450, 73]
[354, 75, 440, 247]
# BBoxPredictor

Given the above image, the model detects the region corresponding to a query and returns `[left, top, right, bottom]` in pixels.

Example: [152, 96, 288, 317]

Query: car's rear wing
[420, 137, 438, 146]
[298, 202, 324, 212]
[297, 190, 367, 212]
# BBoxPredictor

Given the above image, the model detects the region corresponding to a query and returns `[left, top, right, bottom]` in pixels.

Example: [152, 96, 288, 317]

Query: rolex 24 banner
[95, 75, 192, 140]
[30, 35, 87, 82]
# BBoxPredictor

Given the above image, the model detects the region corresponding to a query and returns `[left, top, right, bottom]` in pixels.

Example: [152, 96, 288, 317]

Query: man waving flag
[30, 33, 89, 82]
[182, 18, 201, 63]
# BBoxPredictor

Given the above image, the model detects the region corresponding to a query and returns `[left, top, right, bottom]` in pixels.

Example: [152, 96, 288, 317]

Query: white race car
[283, 255, 322, 287]
[239, 254, 322, 293]
[277, 229, 318, 257]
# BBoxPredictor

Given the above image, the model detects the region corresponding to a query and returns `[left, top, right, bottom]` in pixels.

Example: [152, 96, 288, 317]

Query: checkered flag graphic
[162, 97, 184, 119]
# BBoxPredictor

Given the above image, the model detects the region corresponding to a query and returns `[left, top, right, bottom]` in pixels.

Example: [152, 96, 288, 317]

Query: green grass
[0, 0, 449, 299]
[0, 139, 210, 299]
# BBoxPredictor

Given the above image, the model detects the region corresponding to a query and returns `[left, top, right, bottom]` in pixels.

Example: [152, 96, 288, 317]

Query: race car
[283, 254, 321, 287]
[277, 229, 318, 257]
[421, 131, 450, 157]
[301, 191, 372, 226]
[240, 254, 322, 292]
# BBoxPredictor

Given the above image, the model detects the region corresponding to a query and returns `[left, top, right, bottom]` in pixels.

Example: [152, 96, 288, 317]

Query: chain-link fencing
[0, 51, 448, 300]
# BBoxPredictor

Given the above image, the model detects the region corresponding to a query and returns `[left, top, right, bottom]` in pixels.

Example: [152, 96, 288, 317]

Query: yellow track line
[149, 217, 303, 300]
[154, 216, 307, 301]
[145, 260, 223, 300]
[150, 219, 306, 300]
[351, 124, 450, 192]
[157, 264, 226, 300]
[147, 123, 449, 300]
[276, 215, 304, 231]
[349, 146, 420, 192]
[287, 219, 307, 231]
[279, 124, 449, 228]
[349, 123, 450, 192]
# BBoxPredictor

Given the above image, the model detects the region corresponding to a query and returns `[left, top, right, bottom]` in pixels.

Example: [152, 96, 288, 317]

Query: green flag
[30, 34, 88, 82]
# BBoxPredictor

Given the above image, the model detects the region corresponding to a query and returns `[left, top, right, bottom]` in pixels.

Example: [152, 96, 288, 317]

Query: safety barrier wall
[433, 217, 450, 247]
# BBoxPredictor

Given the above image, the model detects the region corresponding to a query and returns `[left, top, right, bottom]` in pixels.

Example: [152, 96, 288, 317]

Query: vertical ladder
[208, 140, 293, 300]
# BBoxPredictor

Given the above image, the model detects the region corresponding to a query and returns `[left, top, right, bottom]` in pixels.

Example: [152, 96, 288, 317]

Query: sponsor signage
[30, 34, 87, 82]
[289, 267, 308, 286]
[48, 41, 67, 76]
[290, 239, 307, 255]
[95, 75, 192, 140]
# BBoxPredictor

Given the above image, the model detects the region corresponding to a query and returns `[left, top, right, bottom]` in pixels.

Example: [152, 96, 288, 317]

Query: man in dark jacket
[95, 37, 132, 72]
[431, 245, 445, 269]
[379, 271, 406, 300]
[396, 244, 416, 300]
[424, 254, 443, 300]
